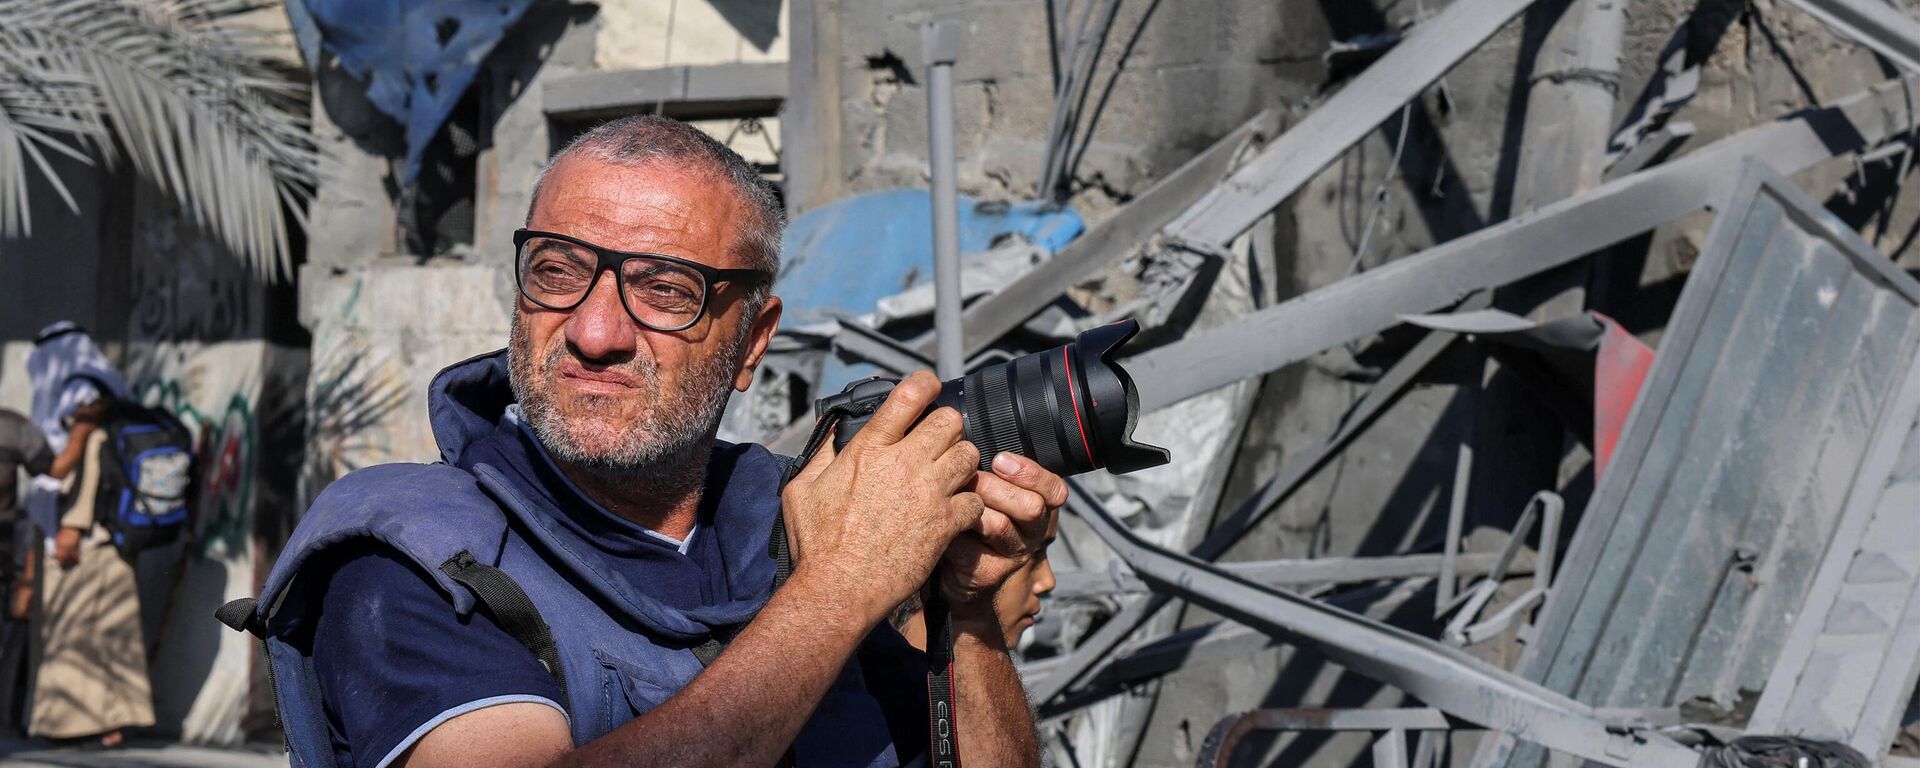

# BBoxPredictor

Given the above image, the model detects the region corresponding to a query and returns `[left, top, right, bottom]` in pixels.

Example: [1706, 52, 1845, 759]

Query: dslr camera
[819, 319, 1168, 477]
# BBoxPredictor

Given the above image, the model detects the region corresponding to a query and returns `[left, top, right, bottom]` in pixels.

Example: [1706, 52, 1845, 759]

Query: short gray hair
[527, 115, 784, 309]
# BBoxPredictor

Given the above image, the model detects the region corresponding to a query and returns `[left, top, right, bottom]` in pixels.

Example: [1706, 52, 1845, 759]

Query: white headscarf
[24, 322, 130, 538]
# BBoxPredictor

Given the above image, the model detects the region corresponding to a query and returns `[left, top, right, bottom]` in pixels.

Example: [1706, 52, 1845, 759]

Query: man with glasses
[235, 115, 1061, 768]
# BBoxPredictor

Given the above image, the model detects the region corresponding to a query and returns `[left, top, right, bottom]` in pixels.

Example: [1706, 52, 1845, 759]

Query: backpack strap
[438, 550, 569, 704]
[215, 597, 264, 636]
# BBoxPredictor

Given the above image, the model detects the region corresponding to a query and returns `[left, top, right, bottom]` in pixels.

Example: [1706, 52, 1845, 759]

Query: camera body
[818, 320, 1169, 478]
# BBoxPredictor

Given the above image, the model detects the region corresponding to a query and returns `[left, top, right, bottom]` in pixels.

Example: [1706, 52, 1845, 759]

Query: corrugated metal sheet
[1493, 165, 1920, 766]
[1747, 266, 1920, 752]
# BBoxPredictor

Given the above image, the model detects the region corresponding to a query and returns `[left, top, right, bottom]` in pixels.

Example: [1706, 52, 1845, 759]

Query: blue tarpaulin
[775, 189, 1084, 391]
[282, 0, 535, 184]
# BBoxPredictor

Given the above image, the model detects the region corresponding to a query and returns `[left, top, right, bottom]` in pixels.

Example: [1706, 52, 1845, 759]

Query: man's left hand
[938, 452, 1066, 618]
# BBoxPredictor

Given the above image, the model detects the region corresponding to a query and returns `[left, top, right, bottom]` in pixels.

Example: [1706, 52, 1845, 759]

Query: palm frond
[0, 0, 319, 280]
[0, 14, 108, 236]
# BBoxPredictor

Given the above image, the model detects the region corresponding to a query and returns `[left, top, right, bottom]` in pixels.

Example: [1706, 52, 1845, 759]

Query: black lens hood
[1074, 320, 1170, 475]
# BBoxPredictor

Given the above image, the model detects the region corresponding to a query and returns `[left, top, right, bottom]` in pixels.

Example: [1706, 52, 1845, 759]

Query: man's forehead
[529, 156, 745, 267]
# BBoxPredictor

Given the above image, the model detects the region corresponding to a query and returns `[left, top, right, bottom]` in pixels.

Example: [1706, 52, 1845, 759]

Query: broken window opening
[400, 87, 481, 259]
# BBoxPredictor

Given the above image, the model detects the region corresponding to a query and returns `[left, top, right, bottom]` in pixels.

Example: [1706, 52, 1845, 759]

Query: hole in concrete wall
[402, 88, 480, 258]
[864, 50, 917, 86]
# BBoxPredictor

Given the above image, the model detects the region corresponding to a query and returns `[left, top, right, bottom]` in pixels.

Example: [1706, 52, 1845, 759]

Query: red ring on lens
[1063, 347, 1096, 466]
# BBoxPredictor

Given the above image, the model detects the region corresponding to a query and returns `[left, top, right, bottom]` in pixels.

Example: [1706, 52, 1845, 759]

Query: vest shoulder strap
[216, 461, 571, 762]
[438, 549, 569, 704]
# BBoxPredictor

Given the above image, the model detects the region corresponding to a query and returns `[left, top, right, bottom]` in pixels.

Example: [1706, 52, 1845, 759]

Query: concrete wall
[796, 0, 1321, 221]
[0, 154, 123, 408]
[593, 0, 791, 168]
[595, 0, 789, 69]
[1109, 1, 1919, 765]
[791, 0, 1920, 766]
[0, 156, 307, 745]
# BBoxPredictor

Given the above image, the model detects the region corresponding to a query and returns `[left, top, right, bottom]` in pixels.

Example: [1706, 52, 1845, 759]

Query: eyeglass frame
[512, 228, 774, 332]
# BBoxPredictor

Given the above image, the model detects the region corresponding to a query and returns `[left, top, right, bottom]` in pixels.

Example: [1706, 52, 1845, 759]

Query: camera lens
[935, 319, 1168, 476]
[822, 319, 1170, 477]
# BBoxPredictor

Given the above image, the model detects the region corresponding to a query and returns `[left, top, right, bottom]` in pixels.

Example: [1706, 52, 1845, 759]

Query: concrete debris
[1607, 17, 1701, 161]
[1126, 78, 1920, 411]
[870, 237, 1051, 329]
[773, 4, 1920, 764]
[26, 0, 1920, 760]
[1323, 31, 1404, 66]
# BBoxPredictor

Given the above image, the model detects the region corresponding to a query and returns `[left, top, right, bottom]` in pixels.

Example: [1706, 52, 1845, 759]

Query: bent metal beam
[930, 0, 1544, 359]
[1062, 484, 1703, 768]
[1127, 78, 1920, 411]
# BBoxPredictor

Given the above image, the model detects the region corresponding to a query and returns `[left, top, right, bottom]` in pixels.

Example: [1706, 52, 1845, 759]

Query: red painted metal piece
[1591, 312, 1654, 480]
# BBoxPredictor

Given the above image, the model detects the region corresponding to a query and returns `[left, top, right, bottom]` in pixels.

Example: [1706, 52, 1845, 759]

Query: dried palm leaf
[0, 0, 319, 280]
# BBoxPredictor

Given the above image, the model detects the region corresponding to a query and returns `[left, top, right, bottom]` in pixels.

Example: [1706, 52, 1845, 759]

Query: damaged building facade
[6, 0, 1920, 764]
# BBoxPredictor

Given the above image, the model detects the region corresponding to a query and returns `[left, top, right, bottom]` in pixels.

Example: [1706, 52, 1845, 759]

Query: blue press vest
[248, 459, 906, 767]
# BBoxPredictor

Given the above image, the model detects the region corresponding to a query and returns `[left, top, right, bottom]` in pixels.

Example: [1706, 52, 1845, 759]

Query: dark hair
[527, 115, 784, 312]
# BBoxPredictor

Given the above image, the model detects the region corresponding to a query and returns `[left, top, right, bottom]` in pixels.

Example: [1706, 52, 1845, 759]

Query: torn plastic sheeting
[286, 0, 538, 184]
[1402, 308, 1655, 479]
[776, 189, 1084, 392]
[871, 239, 1052, 329]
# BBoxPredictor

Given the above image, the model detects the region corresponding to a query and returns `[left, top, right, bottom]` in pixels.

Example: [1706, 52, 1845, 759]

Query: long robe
[27, 429, 154, 739]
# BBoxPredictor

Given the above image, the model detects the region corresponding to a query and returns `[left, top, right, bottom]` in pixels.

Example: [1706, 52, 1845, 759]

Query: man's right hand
[54, 527, 83, 569]
[779, 370, 985, 625]
[8, 583, 30, 620]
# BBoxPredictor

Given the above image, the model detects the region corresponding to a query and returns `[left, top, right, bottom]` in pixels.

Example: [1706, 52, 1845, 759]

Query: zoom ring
[967, 366, 1024, 471]
[1013, 356, 1068, 472]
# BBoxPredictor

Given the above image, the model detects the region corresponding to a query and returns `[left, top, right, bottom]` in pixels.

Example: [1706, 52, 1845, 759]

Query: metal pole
[923, 21, 964, 379]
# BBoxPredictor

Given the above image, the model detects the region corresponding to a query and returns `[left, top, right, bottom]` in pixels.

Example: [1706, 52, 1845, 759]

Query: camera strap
[771, 406, 963, 768]
[922, 577, 960, 768]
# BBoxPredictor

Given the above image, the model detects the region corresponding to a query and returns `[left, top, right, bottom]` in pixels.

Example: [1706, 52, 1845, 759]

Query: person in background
[4, 401, 105, 730]
[898, 506, 1059, 652]
[1, 405, 56, 732]
[20, 324, 155, 748]
[2, 407, 56, 617]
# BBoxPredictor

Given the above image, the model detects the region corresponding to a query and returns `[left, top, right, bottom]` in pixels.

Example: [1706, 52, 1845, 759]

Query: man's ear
[734, 296, 783, 392]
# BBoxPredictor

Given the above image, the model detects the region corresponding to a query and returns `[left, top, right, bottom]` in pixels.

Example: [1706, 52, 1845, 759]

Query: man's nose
[1032, 559, 1055, 597]
[564, 271, 638, 361]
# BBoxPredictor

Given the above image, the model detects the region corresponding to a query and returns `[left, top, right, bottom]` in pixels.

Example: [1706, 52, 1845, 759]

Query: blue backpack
[69, 375, 195, 555]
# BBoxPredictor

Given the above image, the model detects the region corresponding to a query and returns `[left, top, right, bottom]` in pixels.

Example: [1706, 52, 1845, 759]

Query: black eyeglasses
[513, 229, 773, 332]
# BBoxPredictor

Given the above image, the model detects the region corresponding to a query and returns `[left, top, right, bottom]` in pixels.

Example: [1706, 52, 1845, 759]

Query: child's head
[993, 507, 1059, 648]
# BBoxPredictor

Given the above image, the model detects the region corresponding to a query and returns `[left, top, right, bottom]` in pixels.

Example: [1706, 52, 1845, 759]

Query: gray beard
[507, 313, 744, 483]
